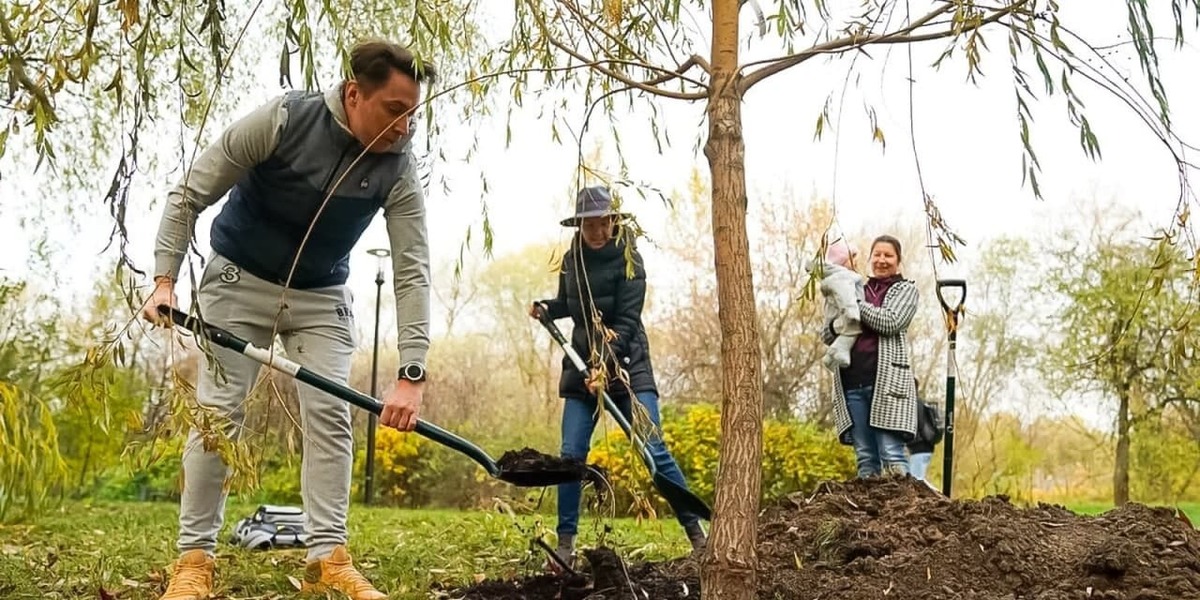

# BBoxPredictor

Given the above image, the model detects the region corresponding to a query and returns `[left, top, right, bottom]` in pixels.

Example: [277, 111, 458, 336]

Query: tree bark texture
[699, 2, 764, 599]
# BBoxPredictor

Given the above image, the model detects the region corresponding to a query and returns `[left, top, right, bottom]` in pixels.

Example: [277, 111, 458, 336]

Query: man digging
[142, 39, 436, 600]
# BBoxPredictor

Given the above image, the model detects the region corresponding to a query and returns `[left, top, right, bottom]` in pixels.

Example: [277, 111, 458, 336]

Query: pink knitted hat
[825, 240, 858, 267]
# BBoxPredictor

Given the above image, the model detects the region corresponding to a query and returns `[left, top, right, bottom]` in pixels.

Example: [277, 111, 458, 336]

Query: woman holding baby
[821, 235, 920, 478]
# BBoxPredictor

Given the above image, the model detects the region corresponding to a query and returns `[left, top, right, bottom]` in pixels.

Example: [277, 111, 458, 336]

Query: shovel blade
[498, 467, 588, 487]
[654, 474, 712, 521]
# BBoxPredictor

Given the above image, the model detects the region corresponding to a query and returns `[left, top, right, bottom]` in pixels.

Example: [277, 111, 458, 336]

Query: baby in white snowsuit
[809, 240, 865, 372]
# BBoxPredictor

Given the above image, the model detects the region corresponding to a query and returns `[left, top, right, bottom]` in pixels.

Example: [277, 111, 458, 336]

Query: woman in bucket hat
[530, 185, 707, 571]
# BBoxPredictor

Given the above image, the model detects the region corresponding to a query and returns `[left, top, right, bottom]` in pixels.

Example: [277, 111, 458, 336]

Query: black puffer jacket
[538, 230, 657, 399]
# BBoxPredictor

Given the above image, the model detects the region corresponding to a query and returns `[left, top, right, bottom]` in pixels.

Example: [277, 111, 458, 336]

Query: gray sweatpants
[178, 253, 358, 561]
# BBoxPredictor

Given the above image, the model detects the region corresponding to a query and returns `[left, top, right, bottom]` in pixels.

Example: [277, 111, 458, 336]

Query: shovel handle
[935, 279, 967, 316]
[532, 303, 589, 373]
[532, 306, 642, 443]
[156, 305, 502, 477]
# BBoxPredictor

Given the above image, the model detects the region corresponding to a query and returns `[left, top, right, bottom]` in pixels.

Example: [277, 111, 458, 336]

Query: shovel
[533, 305, 712, 521]
[934, 279, 966, 497]
[157, 305, 586, 488]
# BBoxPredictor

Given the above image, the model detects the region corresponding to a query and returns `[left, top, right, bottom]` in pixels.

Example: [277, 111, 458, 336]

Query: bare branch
[527, 2, 709, 100]
[740, 1, 1030, 94]
[644, 54, 711, 85]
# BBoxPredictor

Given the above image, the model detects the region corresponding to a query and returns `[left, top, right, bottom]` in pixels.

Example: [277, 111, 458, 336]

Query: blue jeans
[909, 452, 932, 482]
[845, 385, 909, 478]
[558, 391, 701, 535]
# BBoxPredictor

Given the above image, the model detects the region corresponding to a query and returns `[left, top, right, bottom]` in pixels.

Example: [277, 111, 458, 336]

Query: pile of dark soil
[448, 477, 1200, 599]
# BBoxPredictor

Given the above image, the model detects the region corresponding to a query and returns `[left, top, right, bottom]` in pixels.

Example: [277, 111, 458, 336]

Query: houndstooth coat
[826, 279, 920, 445]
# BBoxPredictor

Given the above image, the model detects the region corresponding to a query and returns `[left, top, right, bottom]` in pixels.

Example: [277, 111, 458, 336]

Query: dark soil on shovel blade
[494, 447, 607, 488]
[494, 448, 576, 472]
[447, 477, 1200, 599]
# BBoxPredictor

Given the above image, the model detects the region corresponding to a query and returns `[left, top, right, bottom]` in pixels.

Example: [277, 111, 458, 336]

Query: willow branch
[740, 1, 1029, 94]
[559, 0, 713, 85]
[529, 4, 709, 100]
[558, 0, 656, 69]
[0, 14, 57, 118]
[636, 0, 685, 68]
[1013, 27, 1200, 172]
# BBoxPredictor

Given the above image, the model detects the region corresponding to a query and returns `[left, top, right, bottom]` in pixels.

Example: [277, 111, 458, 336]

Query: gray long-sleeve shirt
[153, 84, 430, 366]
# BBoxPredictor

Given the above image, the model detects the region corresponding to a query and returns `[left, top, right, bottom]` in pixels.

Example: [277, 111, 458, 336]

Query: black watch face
[402, 364, 425, 380]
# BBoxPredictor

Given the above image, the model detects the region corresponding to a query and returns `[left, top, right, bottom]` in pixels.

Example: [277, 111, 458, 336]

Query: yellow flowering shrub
[588, 403, 855, 516]
[351, 427, 429, 506]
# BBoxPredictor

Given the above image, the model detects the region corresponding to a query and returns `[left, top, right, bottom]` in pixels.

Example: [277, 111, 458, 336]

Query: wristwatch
[398, 362, 426, 383]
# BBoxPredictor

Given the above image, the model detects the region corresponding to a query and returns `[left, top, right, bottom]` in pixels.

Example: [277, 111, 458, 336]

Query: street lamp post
[364, 247, 391, 505]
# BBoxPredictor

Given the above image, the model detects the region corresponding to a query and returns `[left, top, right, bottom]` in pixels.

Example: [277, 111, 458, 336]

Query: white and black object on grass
[230, 505, 307, 550]
[157, 305, 589, 488]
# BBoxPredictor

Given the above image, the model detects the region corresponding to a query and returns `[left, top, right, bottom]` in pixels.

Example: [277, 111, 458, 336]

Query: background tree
[1040, 207, 1198, 506]
[651, 172, 831, 418]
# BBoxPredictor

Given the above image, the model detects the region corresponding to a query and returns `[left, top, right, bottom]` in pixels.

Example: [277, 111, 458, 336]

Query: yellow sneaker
[159, 550, 214, 600]
[301, 545, 386, 600]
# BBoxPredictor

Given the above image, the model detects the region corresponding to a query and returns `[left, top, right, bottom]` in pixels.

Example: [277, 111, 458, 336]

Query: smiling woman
[822, 234, 921, 479]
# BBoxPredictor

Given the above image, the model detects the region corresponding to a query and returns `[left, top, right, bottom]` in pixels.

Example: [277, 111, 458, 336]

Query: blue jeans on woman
[557, 391, 702, 535]
[844, 385, 909, 478]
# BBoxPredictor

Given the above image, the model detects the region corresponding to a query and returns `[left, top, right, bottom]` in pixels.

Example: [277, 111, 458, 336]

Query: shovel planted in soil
[533, 305, 712, 521]
[935, 279, 966, 497]
[158, 305, 586, 488]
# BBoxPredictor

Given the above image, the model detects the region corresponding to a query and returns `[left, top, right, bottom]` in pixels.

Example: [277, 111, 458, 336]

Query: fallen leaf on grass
[99, 586, 117, 600]
[287, 576, 302, 590]
[473, 573, 485, 584]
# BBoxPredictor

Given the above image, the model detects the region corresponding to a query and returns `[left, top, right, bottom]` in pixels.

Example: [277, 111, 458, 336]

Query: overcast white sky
[1, 2, 1196, 380]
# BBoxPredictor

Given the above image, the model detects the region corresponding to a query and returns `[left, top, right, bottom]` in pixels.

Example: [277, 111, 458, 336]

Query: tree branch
[740, 1, 1030, 94]
[645, 54, 711, 85]
[558, 0, 657, 71]
[1014, 24, 1200, 171]
[528, 2, 709, 100]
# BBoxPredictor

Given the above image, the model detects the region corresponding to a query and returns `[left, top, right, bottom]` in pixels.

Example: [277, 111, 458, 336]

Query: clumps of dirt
[441, 573, 589, 600]
[494, 447, 607, 488]
[449, 476, 1200, 599]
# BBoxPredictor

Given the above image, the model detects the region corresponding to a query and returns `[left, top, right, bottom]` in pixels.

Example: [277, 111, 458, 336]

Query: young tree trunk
[700, 2, 763, 599]
[1114, 390, 1131, 506]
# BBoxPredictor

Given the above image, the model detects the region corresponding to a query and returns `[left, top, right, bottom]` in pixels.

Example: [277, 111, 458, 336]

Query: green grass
[0, 499, 691, 599]
[1063, 500, 1200, 524]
